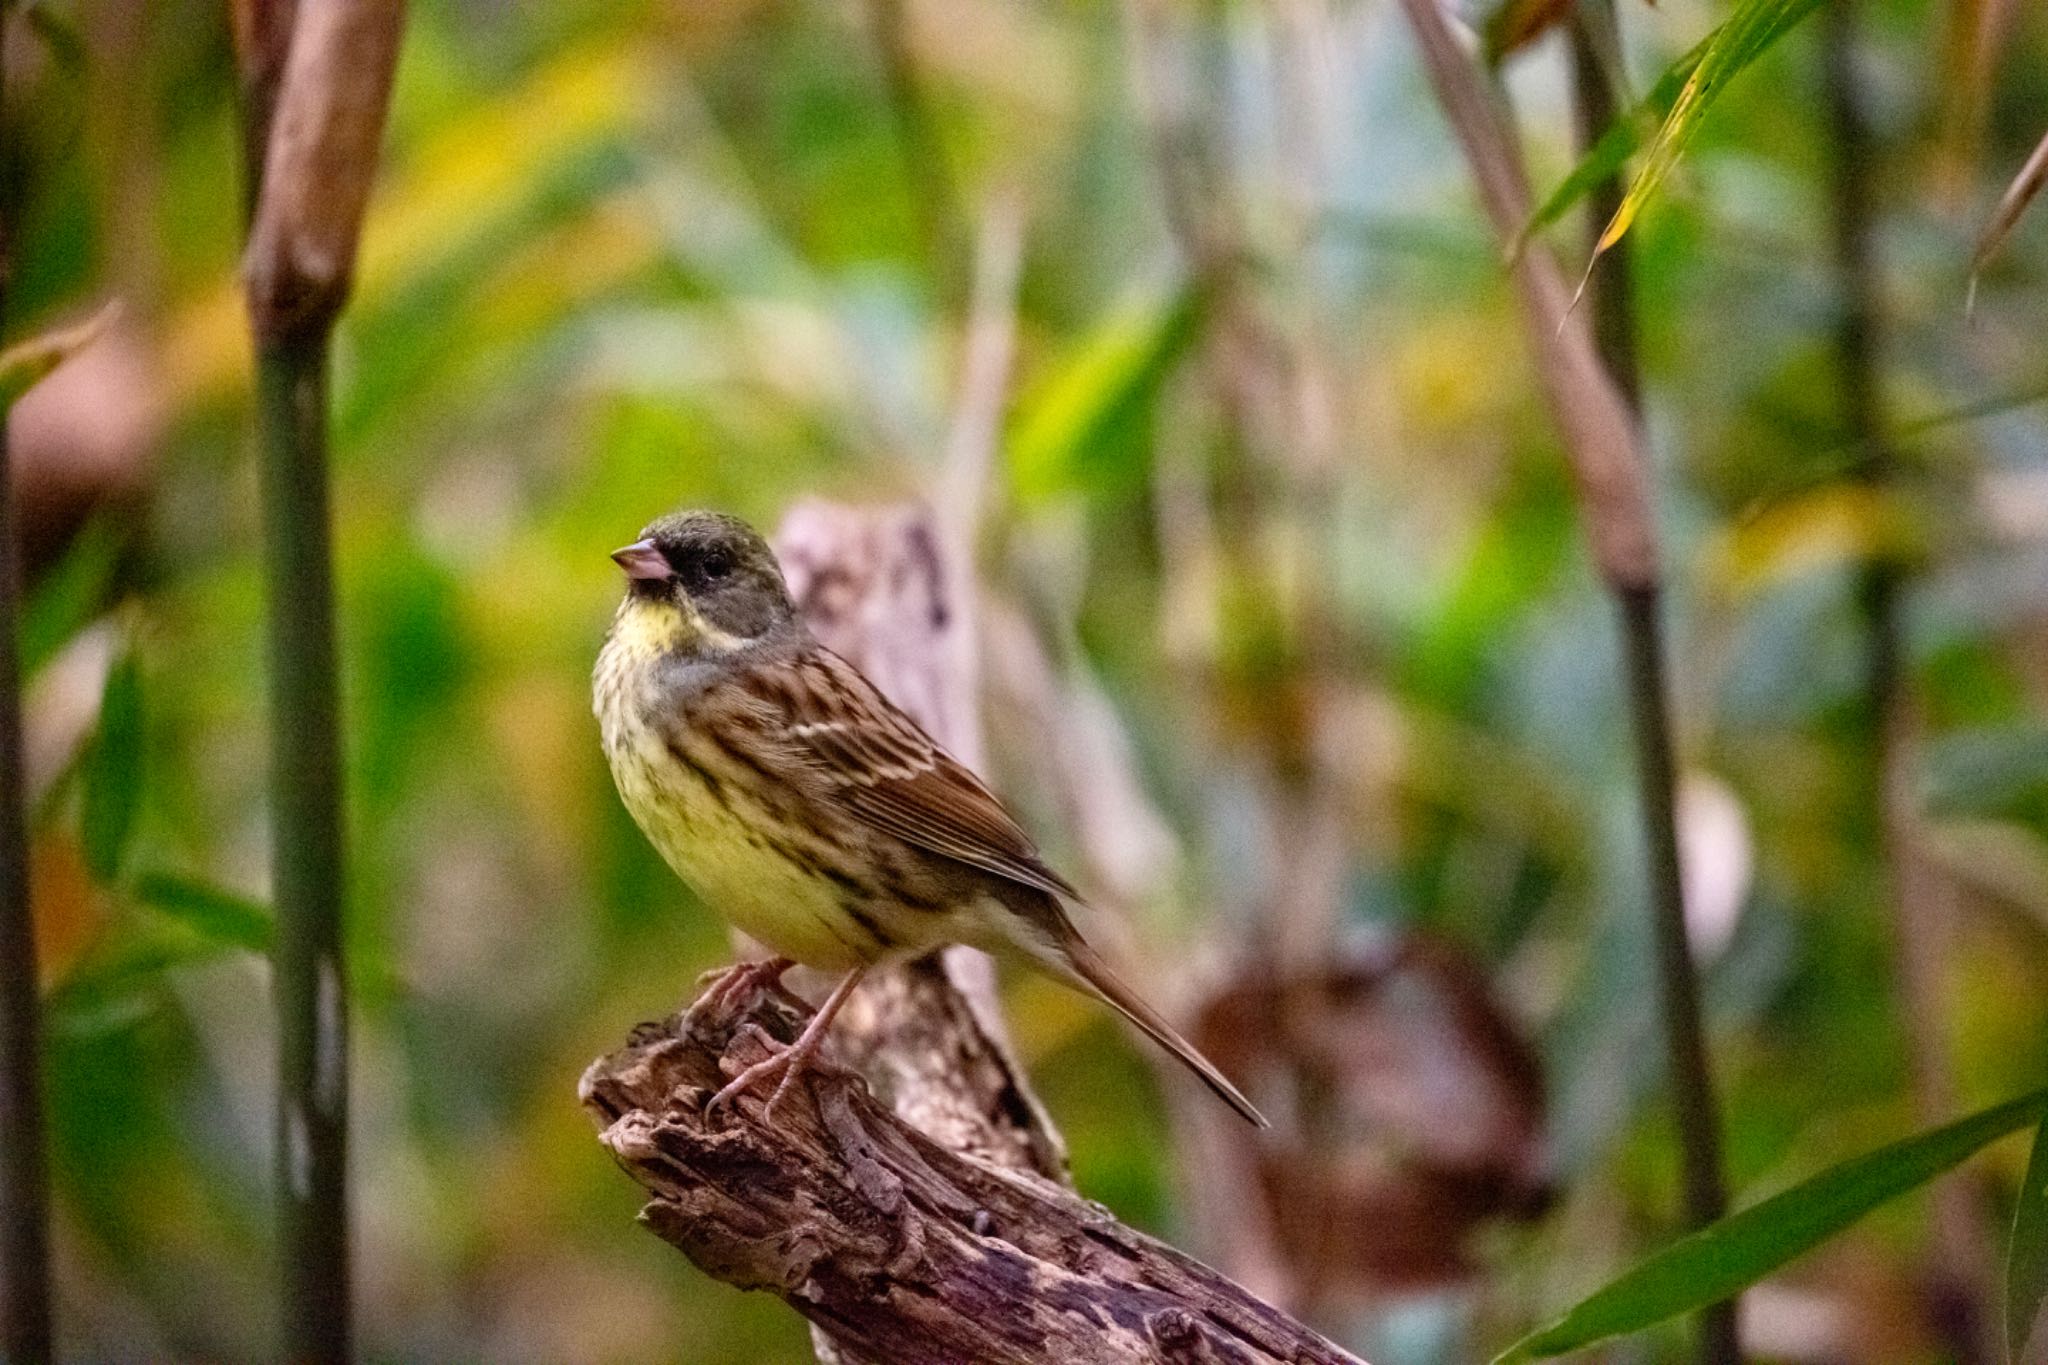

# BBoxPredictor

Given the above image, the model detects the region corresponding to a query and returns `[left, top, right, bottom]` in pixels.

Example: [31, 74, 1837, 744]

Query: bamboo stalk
[1394, 2, 1737, 1357]
[253, 327, 350, 1361]
[1568, 17, 1739, 1362]
[1819, 2, 1992, 1357]
[0, 9, 55, 1355]
[231, 2, 404, 1358]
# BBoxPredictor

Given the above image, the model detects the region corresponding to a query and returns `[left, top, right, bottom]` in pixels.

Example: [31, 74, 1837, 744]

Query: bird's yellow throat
[607, 595, 751, 663]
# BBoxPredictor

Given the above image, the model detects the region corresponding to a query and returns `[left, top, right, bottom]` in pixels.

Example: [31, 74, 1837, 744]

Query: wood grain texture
[581, 980, 1363, 1365]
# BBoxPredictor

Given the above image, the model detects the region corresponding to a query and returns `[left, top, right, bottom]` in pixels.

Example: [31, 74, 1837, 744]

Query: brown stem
[240, 0, 405, 344]
[0, 7, 55, 1354]
[1400, 1, 1738, 1355]
[1569, 19, 1738, 1358]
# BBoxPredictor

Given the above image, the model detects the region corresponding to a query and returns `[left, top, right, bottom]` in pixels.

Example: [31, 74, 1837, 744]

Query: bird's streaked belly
[595, 687, 905, 971]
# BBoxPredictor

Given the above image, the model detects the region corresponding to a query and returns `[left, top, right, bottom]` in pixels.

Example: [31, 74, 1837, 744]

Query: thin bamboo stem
[1820, 1, 1990, 1356]
[254, 330, 350, 1364]
[1569, 20, 1738, 1361]
[233, 3, 403, 1357]
[0, 6, 55, 1353]
[1566, 14, 1640, 413]
[1392, 0, 1738, 1353]
[1619, 586, 1740, 1365]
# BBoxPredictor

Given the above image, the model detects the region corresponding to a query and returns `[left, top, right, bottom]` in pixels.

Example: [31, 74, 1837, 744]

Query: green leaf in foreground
[2008, 1106, 2048, 1363]
[1518, 39, 1703, 250]
[1522, 0, 1822, 256]
[1496, 1087, 2048, 1363]
[79, 645, 144, 883]
[1592, 0, 1822, 254]
[134, 871, 275, 953]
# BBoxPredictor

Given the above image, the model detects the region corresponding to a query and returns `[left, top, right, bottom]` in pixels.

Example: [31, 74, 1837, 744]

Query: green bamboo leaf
[79, 646, 143, 884]
[2009, 1107, 2048, 1363]
[133, 872, 275, 953]
[1009, 286, 1204, 503]
[1591, 0, 1823, 254]
[1496, 1088, 2048, 1363]
[0, 300, 119, 412]
[20, 519, 122, 678]
[42, 928, 226, 1041]
[1518, 40, 1706, 251]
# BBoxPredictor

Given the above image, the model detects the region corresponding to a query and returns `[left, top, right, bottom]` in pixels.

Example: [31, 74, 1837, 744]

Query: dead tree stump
[581, 978, 1363, 1365]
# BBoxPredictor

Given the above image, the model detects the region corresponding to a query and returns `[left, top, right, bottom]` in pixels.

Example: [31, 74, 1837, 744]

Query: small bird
[594, 509, 1266, 1127]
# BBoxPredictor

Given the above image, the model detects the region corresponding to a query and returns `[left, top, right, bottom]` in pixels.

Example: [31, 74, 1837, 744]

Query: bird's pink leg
[706, 966, 868, 1122]
[700, 955, 795, 1012]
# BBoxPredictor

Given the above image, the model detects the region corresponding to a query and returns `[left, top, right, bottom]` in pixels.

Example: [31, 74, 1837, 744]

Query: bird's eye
[698, 550, 734, 582]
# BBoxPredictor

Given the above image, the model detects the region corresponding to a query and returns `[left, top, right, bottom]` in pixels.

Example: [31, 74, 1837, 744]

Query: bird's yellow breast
[594, 619, 879, 970]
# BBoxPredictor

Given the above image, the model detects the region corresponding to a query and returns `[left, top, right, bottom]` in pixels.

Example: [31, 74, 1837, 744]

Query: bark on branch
[580, 979, 1364, 1365]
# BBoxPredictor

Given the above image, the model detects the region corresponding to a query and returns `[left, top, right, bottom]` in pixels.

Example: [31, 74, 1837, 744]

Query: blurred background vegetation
[6, 0, 2048, 1359]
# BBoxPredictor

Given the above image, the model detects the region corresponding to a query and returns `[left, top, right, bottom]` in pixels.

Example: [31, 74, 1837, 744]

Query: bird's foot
[705, 1041, 812, 1125]
[697, 956, 795, 1014]
[703, 965, 867, 1125]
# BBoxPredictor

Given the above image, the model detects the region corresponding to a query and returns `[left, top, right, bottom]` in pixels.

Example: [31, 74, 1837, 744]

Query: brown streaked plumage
[594, 509, 1266, 1126]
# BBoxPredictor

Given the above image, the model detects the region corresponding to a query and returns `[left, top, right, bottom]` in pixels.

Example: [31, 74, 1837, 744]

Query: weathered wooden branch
[585, 502, 1358, 1361]
[581, 979, 1364, 1365]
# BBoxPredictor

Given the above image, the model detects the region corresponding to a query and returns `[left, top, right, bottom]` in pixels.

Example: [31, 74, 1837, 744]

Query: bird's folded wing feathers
[750, 649, 1080, 903]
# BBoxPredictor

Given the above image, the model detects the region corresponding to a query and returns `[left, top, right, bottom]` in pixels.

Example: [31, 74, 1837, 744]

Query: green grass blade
[134, 872, 276, 953]
[2008, 1107, 2048, 1363]
[1518, 39, 1704, 250]
[1593, 0, 1823, 253]
[1495, 1087, 2048, 1363]
[78, 645, 143, 884]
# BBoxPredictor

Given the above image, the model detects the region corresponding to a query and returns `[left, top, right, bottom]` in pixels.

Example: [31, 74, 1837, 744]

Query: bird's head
[609, 510, 797, 658]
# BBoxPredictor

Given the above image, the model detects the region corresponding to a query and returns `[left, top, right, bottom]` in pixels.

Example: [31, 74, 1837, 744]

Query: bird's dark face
[610, 511, 797, 656]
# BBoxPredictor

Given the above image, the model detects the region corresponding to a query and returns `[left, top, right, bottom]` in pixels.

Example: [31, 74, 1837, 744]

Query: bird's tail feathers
[1041, 935, 1268, 1129]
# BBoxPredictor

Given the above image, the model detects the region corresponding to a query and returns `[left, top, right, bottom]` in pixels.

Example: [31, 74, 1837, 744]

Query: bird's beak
[611, 540, 670, 581]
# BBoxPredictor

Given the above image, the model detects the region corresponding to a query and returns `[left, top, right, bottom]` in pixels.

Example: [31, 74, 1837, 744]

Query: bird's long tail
[1043, 934, 1269, 1129]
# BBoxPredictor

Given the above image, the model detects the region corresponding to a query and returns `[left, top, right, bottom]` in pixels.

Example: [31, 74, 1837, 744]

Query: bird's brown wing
[743, 647, 1079, 903]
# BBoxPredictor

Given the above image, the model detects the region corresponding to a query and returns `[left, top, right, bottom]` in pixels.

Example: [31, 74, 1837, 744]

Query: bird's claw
[705, 1042, 808, 1125]
[699, 956, 795, 1015]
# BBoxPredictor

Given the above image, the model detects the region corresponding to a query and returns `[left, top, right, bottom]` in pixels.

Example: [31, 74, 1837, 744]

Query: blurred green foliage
[7, 0, 2048, 1360]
